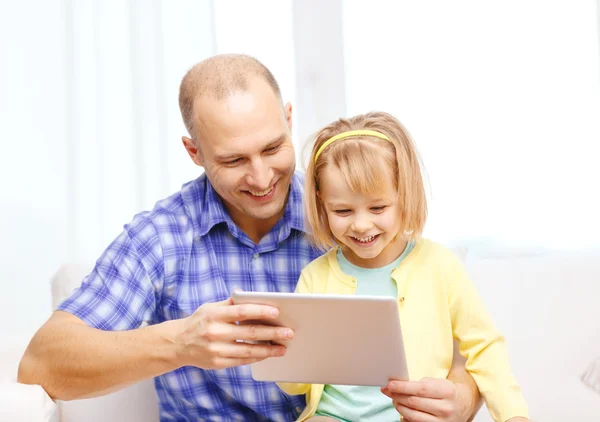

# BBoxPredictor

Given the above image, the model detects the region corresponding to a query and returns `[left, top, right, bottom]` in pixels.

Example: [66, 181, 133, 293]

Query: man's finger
[198, 297, 234, 309]
[225, 323, 294, 342]
[386, 379, 450, 400]
[214, 303, 281, 323]
[216, 342, 286, 360]
[211, 356, 267, 369]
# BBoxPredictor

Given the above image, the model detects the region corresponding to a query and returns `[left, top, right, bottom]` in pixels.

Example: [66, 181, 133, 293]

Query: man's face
[183, 78, 295, 231]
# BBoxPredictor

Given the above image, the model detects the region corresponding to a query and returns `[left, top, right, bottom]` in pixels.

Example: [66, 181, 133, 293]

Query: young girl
[278, 112, 529, 422]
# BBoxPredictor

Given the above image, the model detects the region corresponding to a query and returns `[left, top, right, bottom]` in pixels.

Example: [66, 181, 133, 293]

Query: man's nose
[245, 158, 272, 190]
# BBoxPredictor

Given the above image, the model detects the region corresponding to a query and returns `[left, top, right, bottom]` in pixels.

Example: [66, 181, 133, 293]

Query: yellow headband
[314, 129, 392, 163]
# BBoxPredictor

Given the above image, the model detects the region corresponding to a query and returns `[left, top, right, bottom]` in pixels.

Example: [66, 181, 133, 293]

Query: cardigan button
[399, 297, 405, 302]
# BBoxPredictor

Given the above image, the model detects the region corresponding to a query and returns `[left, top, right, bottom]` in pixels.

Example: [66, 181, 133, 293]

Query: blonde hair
[305, 111, 427, 250]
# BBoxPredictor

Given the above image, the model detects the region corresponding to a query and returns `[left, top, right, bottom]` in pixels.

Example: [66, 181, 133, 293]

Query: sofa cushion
[0, 381, 58, 422]
[582, 355, 600, 396]
[466, 250, 600, 421]
[50, 262, 92, 309]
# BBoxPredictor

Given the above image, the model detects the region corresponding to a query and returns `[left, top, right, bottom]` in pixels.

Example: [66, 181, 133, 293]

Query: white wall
[292, 0, 347, 165]
[0, 0, 70, 340]
[343, 0, 600, 250]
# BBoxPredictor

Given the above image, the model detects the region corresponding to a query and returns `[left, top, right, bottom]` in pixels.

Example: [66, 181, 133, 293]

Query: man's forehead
[194, 77, 281, 115]
[195, 92, 284, 133]
[210, 133, 288, 158]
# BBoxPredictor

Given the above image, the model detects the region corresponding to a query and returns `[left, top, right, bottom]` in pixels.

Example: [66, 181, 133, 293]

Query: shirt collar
[184, 172, 307, 240]
[282, 172, 307, 234]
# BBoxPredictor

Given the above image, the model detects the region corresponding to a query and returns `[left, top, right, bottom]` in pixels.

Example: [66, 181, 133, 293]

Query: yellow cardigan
[278, 238, 528, 422]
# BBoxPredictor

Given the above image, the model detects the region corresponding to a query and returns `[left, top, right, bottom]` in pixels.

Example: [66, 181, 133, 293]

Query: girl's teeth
[354, 235, 375, 243]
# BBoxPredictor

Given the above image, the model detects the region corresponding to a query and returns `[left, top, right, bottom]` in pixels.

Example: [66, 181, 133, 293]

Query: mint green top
[314, 242, 415, 421]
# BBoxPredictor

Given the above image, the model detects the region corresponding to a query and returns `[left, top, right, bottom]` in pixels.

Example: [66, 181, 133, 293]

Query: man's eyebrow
[214, 135, 287, 161]
[264, 134, 286, 148]
[214, 152, 242, 162]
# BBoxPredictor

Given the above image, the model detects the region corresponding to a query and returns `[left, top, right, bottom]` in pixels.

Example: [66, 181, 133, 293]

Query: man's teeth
[353, 235, 376, 243]
[249, 187, 273, 197]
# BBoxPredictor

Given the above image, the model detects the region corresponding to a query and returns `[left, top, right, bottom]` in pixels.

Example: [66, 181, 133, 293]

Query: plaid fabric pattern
[58, 172, 322, 421]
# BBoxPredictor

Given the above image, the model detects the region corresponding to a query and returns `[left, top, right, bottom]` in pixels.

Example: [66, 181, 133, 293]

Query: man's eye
[225, 158, 242, 165]
[264, 145, 281, 154]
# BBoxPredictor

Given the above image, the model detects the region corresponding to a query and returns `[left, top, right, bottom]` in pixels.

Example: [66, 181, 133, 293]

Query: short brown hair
[178, 54, 282, 138]
[305, 111, 427, 250]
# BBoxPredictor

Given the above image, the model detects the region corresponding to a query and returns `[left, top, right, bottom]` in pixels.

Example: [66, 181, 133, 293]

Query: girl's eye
[334, 209, 351, 216]
[371, 206, 387, 212]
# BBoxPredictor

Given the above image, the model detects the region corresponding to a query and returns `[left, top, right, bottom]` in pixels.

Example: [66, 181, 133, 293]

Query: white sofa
[0, 263, 159, 422]
[2, 247, 600, 421]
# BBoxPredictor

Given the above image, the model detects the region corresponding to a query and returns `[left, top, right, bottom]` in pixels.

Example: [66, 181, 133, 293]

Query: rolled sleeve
[57, 215, 164, 331]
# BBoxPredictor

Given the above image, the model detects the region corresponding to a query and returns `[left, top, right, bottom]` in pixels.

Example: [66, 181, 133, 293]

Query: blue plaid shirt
[58, 172, 322, 421]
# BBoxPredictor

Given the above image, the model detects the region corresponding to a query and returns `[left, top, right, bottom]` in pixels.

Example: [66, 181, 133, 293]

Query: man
[19, 54, 481, 421]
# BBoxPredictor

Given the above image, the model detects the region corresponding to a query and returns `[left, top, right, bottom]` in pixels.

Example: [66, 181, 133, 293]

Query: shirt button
[253, 253, 259, 259]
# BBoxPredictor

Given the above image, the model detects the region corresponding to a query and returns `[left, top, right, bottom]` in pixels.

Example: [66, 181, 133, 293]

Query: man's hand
[381, 377, 470, 422]
[175, 297, 294, 369]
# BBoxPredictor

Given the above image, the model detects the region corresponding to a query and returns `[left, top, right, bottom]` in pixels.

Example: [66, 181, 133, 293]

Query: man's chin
[243, 201, 286, 222]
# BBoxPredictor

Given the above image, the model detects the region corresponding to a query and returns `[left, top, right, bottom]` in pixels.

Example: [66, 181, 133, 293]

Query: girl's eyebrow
[327, 197, 390, 206]
[326, 202, 349, 207]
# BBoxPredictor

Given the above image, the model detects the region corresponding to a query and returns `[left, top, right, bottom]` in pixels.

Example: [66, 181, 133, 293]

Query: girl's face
[319, 165, 407, 268]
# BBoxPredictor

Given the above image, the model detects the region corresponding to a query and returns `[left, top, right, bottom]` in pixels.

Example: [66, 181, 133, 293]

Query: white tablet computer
[231, 291, 409, 386]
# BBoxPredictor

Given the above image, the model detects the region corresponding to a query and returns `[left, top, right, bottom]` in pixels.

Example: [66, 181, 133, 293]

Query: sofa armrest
[582, 356, 600, 396]
[0, 381, 58, 422]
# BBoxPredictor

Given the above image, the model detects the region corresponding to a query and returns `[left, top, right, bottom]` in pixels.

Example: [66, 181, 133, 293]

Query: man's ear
[284, 102, 292, 131]
[182, 136, 204, 167]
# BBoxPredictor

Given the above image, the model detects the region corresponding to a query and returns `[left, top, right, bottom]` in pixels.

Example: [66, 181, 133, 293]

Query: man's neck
[225, 206, 285, 245]
[240, 217, 280, 245]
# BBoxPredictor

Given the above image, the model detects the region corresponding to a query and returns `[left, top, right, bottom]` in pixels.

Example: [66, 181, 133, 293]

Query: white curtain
[66, 0, 216, 261]
[0, 0, 216, 337]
